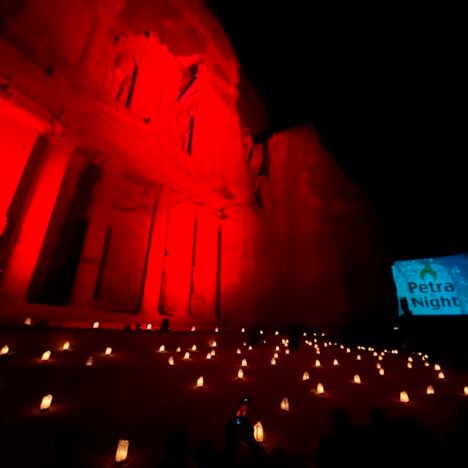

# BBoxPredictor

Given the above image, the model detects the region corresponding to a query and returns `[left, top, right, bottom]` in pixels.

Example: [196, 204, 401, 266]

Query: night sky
[208, 1, 465, 261]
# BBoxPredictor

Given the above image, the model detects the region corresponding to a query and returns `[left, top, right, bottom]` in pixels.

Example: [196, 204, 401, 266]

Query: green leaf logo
[420, 264, 438, 282]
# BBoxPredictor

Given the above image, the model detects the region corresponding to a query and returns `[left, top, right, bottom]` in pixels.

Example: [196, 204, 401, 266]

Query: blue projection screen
[392, 254, 468, 316]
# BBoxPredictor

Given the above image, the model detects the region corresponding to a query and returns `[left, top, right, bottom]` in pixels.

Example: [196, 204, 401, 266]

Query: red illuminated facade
[0, 0, 386, 328]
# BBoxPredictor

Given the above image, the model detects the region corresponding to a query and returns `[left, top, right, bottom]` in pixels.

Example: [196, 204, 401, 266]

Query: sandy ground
[1, 327, 467, 467]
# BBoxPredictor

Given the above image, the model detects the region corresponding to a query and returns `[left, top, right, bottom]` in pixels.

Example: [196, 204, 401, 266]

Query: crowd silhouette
[157, 405, 467, 468]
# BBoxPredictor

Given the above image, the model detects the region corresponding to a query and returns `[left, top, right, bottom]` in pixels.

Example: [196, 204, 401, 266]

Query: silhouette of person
[399, 297, 414, 348]
[224, 397, 259, 464]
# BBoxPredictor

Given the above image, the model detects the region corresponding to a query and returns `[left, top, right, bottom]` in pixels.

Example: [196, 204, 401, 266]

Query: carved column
[0, 129, 75, 302]
[140, 187, 171, 323]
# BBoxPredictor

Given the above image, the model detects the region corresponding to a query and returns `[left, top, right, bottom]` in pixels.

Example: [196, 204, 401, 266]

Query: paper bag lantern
[280, 397, 290, 411]
[302, 371, 310, 381]
[196, 376, 204, 388]
[41, 351, 51, 361]
[254, 422, 264, 442]
[400, 391, 410, 403]
[115, 439, 129, 463]
[40, 394, 53, 411]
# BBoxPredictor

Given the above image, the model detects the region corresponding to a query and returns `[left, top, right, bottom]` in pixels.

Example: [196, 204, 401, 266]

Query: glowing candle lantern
[315, 360, 321, 367]
[241, 328, 245, 333]
[159, 345, 165, 353]
[86, 356, 93, 366]
[243, 342, 247, 347]
[62, 341, 70, 351]
[346, 348, 351, 353]
[168, 356, 174, 366]
[426, 385, 435, 395]
[408, 357, 413, 362]
[316, 350, 321, 355]
[41, 351, 51, 361]
[206, 352, 211, 360]
[333, 359, 339, 366]
[280, 397, 290, 411]
[211, 349, 216, 357]
[105, 347, 112, 356]
[237, 368, 244, 379]
[24, 317, 32, 326]
[254, 422, 264, 442]
[376, 363, 381, 369]
[324, 343, 328, 348]
[434, 364, 441, 371]
[248, 346, 252, 351]
[340, 345, 344, 350]
[196, 376, 204, 388]
[400, 391, 410, 403]
[192, 345, 197, 351]
[276, 346, 280, 351]
[356, 355, 361, 361]
[303, 332, 307, 337]
[237, 348, 242, 354]
[373, 352, 378, 357]
[424, 362, 430, 367]
[176, 347, 181, 353]
[183, 352, 190, 360]
[40, 394, 53, 411]
[115, 439, 129, 463]
[1, 345, 9, 355]
[353, 374, 362, 384]
[464, 386, 468, 395]
[271, 358, 276, 366]
[379, 368, 385, 376]
[316, 383, 325, 394]
[215, 327, 219, 333]
[211, 341, 217, 348]
[275, 331, 279, 336]
[378, 356, 383, 361]
[241, 359, 247, 367]
[93, 321, 99, 329]
[302, 371, 310, 381]
[274, 352, 279, 359]
[438, 371, 445, 380]
[285, 349, 290, 355]
[260, 330, 264, 335]
[146, 324, 152, 330]
[407, 362, 412, 369]
[191, 326, 196, 332]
